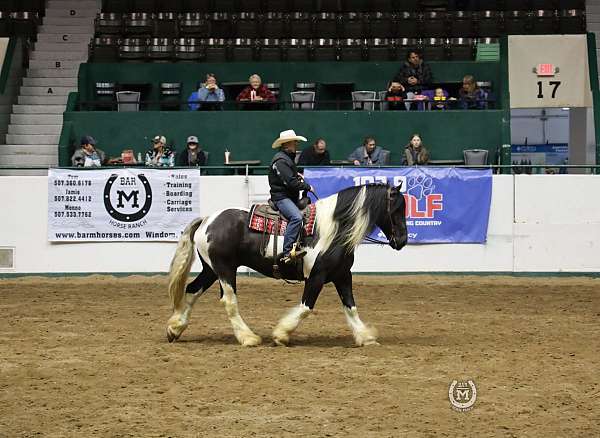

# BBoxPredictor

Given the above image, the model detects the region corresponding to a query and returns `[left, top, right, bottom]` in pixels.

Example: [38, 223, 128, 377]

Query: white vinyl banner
[48, 168, 200, 241]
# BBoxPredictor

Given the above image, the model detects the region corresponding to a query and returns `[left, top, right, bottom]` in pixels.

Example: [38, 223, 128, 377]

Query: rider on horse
[269, 129, 314, 264]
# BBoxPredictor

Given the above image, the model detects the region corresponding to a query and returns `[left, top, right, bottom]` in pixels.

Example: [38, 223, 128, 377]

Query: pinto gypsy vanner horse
[166, 183, 408, 347]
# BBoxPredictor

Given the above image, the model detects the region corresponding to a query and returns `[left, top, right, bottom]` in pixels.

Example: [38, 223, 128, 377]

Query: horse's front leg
[272, 273, 325, 346]
[333, 270, 379, 346]
[218, 274, 262, 347]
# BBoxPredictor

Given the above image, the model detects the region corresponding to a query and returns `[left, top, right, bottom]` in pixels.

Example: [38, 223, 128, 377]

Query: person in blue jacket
[188, 73, 225, 111]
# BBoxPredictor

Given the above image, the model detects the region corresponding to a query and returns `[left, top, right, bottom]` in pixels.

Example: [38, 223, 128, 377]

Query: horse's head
[378, 184, 408, 251]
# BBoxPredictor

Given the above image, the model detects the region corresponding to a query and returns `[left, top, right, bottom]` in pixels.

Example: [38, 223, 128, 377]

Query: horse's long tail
[168, 216, 205, 311]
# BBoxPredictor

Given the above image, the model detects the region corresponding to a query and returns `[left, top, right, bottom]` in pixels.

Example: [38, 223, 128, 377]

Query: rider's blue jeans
[275, 198, 304, 255]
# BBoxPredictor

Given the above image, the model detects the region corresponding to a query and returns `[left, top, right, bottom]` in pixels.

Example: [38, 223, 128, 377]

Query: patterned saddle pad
[248, 203, 316, 236]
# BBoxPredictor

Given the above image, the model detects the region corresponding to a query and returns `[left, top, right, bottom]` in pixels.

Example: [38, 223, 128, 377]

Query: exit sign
[536, 63, 556, 76]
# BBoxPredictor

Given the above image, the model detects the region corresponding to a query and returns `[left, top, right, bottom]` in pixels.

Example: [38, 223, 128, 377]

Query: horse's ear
[394, 181, 403, 192]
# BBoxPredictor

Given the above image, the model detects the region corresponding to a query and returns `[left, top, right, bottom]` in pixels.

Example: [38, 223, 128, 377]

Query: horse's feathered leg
[333, 270, 379, 347]
[272, 273, 325, 346]
[217, 272, 262, 347]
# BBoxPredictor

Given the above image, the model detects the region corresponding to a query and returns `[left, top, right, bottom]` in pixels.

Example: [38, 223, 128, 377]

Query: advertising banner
[48, 168, 199, 241]
[304, 167, 492, 244]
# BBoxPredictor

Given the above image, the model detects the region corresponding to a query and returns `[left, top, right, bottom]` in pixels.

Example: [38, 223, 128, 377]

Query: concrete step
[18, 95, 70, 105]
[586, 15, 600, 23]
[30, 51, 88, 61]
[43, 17, 95, 26]
[23, 77, 78, 87]
[20, 86, 75, 96]
[587, 5, 600, 14]
[35, 42, 89, 52]
[45, 8, 99, 18]
[38, 25, 94, 34]
[27, 68, 79, 78]
[0, 154, 58, 166]
[11, 114, 63, 124]
[48, 0, 100, 9]
[8, 125, 62, 135]
[0, 144, 58, 154]
[36, 33, 91, 43]
[6, 134, 61, 144]
[13, 104, 66, 114]
[28, 60, 82, 69]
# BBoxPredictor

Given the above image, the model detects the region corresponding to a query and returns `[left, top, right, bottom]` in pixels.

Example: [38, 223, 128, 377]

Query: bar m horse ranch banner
[48, 168, 199, 242]
[304, 167, 492, 244]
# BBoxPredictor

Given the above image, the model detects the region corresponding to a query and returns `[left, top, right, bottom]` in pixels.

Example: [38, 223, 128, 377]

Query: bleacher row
[88, 8, 584, 63]
[101, 0, 584, 13]
[90, 36, 492, 63]
[0, 12, 40, 37]
[92, 10, 586, 39]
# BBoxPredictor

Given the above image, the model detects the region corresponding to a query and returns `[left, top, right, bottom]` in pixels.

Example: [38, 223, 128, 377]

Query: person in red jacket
[236, 74, 276, 105]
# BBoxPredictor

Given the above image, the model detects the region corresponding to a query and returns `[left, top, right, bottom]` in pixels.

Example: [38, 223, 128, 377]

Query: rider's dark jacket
[269, 150, 311, 202]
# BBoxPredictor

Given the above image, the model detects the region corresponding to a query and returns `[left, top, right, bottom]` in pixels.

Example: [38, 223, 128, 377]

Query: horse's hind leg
[333, 270, 378, 346]
[217, 270, 262, 347]
[167, 257, 217, 342]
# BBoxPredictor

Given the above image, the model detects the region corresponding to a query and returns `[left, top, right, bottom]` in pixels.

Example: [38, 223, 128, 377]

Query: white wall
[1, 174, 600, 274]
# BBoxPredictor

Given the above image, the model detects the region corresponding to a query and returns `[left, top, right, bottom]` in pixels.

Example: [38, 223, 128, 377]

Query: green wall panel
[79, 61, 502, 105]
[62, 109, 504, 166]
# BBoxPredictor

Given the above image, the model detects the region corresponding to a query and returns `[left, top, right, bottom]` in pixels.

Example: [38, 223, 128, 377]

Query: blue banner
[304, 167, 492, 244]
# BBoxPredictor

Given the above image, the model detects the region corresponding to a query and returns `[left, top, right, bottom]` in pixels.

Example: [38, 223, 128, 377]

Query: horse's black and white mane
[314, 183, 391, 254]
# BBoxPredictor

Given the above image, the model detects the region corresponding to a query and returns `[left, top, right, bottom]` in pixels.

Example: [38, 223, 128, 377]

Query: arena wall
[1, 174, 599, 274]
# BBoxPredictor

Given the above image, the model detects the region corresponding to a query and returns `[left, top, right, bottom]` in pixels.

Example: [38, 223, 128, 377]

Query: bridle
[363, 186, 400, 246]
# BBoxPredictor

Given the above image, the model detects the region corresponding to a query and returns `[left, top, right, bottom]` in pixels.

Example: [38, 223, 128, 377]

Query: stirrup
[280, 243, 307, 265]
[290, 242, 307, 259]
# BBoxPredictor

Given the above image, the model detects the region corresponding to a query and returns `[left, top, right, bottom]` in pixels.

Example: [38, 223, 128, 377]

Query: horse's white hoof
[362, 340, 381, 346]
[272, 330, 290, 346]
[241, 333, 262, 347]
[166, 327, 180, 343]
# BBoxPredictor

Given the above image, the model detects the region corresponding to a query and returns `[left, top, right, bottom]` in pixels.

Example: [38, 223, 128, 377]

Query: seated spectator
[459, 75, 487, 110]
[188, 73, 225, 111]
[348, 137, 386, 166]
[298, 138, 331, 166]
[145, 135, 175, 167]
[177, 135, 207, 167]
[393, 50, 432, 110]
[236, 74, 276, 106]
[384, 81, 407, 111]
[402, 133, 430, 166]
[431, 87, 448, 110]
[71, 135, 106, 167]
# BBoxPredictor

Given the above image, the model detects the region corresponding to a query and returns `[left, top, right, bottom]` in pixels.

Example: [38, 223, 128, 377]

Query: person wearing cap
[269, 129, 314, 263]
[177, 135, 207, 166]
[145, 135, 175, 167]
[71, 135, 106, 167]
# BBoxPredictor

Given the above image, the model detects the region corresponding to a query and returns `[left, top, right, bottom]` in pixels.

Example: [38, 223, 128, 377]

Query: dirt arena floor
[1, 275, 599, 437]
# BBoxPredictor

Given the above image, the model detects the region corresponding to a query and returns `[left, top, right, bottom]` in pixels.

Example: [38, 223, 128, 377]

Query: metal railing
[1, 164, 599, 176]
[74, 98, 498, 112]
